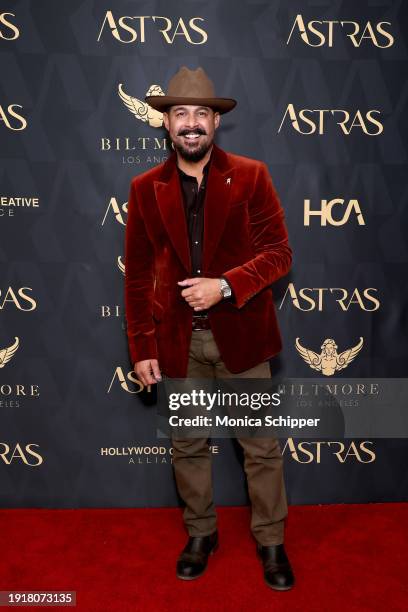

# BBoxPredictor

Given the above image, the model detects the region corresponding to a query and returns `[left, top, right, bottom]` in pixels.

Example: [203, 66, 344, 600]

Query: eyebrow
[172, 106, 210, 112]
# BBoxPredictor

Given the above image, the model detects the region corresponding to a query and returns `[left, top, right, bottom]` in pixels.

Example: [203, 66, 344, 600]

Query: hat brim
[145, 96, 237, 115]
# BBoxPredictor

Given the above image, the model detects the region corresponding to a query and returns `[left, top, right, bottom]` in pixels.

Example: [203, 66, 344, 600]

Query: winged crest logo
[296, 337, 364, 376]
[117, 255, 125, 275]
[118, 83, 164, 128]
[0, 336, 19, 368]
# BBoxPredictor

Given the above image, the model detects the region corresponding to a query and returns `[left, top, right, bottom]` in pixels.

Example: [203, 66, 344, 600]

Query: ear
[214, 111, 220, 130]
[162, 111, 169, 130]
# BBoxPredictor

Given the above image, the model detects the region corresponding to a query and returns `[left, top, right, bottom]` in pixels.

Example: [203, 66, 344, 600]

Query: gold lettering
[0, 12, 20, 40]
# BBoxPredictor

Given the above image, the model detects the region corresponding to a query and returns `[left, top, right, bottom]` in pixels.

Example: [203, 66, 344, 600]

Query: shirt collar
[177, 150, 213, 181]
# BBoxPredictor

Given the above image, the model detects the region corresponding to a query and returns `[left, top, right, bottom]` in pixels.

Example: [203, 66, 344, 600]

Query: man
[124, 66, 294, 590]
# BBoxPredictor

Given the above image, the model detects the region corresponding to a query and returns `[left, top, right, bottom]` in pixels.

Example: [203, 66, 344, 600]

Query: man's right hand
[134, 359, 162, 386]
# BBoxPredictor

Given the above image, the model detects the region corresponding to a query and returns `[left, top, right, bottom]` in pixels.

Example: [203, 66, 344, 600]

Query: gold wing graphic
[295, 337, 322, 371]
[117, 255, 125, 275]
[336, 337, 364, 371]
[118, 83, 164, 127]
[0, 336, 19, 368]
[118, 83, 150, 122]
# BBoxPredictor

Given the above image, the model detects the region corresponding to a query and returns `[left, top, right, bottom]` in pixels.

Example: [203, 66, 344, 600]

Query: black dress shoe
[256, 543, 294, 591]
[176, 531, 219, 580]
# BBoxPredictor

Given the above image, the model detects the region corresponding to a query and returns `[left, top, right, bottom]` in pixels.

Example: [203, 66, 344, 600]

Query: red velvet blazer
[124, 143, 292, 377]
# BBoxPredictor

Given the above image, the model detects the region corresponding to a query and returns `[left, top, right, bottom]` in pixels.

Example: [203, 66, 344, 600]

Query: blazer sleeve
[124, 178, 158, 365]
[222, 162, 292, 309]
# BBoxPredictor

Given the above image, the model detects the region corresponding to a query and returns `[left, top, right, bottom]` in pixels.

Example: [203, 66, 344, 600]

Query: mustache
[178, 128, 207, 136]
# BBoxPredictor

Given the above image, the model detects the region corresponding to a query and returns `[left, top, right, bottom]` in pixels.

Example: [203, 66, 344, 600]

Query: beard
[172, 129, 213, 162]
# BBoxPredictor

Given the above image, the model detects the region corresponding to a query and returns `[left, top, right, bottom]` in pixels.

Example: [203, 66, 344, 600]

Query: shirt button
[194, 241, 199, 244]
[197, 269, 201, 273]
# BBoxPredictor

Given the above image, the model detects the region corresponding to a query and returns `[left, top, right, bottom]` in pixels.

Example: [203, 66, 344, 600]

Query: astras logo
[0, 103, 27, 131]
[278, 104, 383, 135]
[282, 439, 376, 463]
[0, 443, 43, 466]
[0, 287, 37, 311]
[97, 12, 207, 44]
[279, 284, 380, 312]
[107, 367, 145, 393]
[101, 196, 128, 226]
[0, 12, 20, 40]
[287, 14, 394, 48]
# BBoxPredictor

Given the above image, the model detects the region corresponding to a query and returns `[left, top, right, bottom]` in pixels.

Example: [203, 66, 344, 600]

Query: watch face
[220, 279, 231, 298]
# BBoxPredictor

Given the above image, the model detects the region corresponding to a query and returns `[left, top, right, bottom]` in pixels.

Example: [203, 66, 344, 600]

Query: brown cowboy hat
[145, 66, 237, 115]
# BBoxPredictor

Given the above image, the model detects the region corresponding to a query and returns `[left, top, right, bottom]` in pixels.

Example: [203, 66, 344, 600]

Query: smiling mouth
[183, 133, 202, 140]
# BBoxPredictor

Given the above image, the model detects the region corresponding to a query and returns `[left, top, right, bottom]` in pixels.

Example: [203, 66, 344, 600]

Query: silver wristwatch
[219, 278, 232, 299]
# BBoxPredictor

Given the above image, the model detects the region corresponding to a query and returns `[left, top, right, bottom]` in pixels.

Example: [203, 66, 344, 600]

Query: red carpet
[1, 503, 407, 611]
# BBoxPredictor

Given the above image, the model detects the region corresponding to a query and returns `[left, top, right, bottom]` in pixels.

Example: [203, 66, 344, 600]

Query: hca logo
[287, 15, 394, 48]
[97, 12, 207, 45]
[278, 105, 383, 135]
[304, 199, 365, 226]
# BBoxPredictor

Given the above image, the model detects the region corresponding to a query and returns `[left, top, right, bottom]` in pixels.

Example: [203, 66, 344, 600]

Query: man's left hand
[178, 277, 223, 311]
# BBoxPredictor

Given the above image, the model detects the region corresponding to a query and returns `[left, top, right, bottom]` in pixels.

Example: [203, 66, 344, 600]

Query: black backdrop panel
[1, 1, 407, 507]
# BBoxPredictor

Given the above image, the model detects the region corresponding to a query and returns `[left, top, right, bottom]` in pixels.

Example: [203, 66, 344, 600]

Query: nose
[184, 119, 200, 130]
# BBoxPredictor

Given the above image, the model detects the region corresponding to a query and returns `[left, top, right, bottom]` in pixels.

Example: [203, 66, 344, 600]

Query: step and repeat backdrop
[1, 1, 407, 508]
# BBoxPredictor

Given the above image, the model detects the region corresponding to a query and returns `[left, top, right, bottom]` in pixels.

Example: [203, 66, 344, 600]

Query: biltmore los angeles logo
[100, 84, 168, 163]
[296, 337, 364, 376]
[99, 257, 125, 321]
[117, 256, 125, 275]
[0, 337, 40, 407]
[119, 83, 164, 128]
[0, 337, 19, 368]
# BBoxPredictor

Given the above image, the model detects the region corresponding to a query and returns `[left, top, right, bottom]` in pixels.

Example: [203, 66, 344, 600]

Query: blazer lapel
[154, 154, 191, 272]
[202, 145, 235, 271]
[153, 144, 235, 274]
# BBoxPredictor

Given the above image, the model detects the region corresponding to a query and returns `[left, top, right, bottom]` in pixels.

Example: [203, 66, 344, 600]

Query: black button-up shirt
[177, 156, 211, 277]
[177, 153, 234, 312]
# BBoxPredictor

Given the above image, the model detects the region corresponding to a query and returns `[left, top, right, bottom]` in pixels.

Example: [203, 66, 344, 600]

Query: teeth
[184, 134, 200, 139]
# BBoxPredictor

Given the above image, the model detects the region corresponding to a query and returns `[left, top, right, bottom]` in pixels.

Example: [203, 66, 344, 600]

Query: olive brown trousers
[170, 329, 288, 546]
